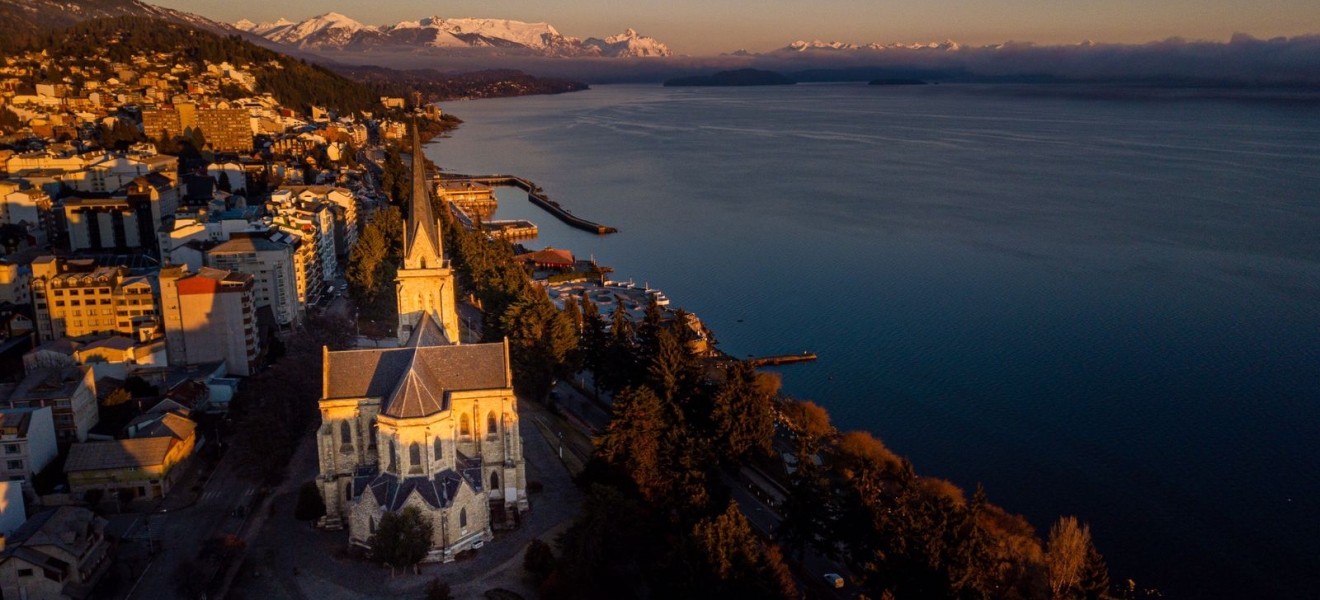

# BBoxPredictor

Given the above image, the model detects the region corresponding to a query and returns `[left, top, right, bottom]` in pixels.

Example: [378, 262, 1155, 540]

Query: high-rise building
[195, 108, 252, 153]
[205, 233, 300, 326]
[159, 266, 261, 376]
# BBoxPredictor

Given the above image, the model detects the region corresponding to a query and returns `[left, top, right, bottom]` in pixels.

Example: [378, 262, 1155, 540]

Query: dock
[439, 174, 619, 235]
[746, 353, 818, 367]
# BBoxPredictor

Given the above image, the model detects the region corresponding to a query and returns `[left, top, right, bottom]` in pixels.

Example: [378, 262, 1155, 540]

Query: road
[112, 444, 262, 600]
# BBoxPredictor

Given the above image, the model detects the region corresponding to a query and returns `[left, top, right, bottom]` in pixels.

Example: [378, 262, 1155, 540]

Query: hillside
[332, 66, 589, 102]
[5, 16, 380, 114]
[0, 0, 234, 40]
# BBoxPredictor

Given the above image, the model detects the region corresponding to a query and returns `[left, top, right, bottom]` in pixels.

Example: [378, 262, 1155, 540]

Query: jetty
[746, 353, 818, 367]
[439, 174, 619, 235]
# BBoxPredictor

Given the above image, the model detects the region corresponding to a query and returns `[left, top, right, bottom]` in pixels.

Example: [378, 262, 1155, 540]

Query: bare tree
[1046, 516, 1091, 599]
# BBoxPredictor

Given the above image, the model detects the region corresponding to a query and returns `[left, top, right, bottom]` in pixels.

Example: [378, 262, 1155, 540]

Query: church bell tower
[396, 123, 460, 345]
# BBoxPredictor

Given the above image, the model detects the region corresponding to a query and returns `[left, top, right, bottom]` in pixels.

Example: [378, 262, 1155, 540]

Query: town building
[205, 233, 300, 326]
[29, 257, 159, 343]
[194, 107, 253, 153]
[0, 407, 58, 492]
[64, 411, 196, 502]
[0, 365, 98, 442]
[436, 182, 496, 220]
[62, 174, 179, 252]
[0, 507, 112, 600]
[158, 266, 260, 376]
[316, 129, 526, 562]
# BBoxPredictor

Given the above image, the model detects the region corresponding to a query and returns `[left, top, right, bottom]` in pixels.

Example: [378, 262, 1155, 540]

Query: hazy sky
[155, 0, 1320, 54]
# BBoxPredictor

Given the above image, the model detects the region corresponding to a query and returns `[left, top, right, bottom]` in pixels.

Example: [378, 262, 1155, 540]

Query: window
[433, 438, 443, 462]
[409, 442, 422, 473]
[4, 444, 19, 454]
[346, 484, 352, 501]
[460, 413, 471, 437]
[7, 460, 22, 470]
[340, 421, 352, 445]
[369, 517, 376, 534]
[17, 568, 32, 577]
[459, 508, 467, 528]
[490, 471, 500, 491]
[487, 412, 498, 439]
[388, 441, 397, 472]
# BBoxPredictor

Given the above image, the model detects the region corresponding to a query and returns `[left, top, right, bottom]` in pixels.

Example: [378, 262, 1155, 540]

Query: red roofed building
[159, 266, 261, 376]
[514, 247, 575, 270]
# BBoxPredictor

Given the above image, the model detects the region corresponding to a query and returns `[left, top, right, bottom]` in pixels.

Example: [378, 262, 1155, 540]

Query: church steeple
[395, 122, 460, 345]
[403, 121, 444, 270]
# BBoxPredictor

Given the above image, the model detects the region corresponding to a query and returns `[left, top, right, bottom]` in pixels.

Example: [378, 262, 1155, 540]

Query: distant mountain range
[233, 12, 673, 58]
[778, 39, 964, 53]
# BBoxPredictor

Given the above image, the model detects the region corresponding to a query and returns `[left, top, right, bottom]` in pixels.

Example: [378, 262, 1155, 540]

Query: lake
[426, 83, 1320, 599]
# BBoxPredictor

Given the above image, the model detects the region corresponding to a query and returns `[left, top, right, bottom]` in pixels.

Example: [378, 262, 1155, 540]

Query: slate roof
[323, 316, 509, 419]
[355, 466, 474, 511]
[1, 506, 104, 562]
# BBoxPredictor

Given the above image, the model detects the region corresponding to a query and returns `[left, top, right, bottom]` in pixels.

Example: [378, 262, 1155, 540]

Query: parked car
[824, 573, 845, 589]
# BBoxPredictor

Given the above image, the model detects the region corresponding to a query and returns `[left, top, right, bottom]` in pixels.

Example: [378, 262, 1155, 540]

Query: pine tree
[710, 362, 776, 465]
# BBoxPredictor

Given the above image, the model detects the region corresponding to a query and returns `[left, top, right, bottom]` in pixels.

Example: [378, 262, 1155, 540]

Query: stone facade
[314, 126, 526, 561]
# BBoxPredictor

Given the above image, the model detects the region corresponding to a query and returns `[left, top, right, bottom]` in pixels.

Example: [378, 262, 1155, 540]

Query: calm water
[427, 84, 1320, 599]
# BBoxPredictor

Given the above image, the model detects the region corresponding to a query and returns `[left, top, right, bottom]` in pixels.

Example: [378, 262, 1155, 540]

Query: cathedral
[315, 128, 528, 561]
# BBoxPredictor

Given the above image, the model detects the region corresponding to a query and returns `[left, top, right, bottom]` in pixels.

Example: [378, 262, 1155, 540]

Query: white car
[824, 573, 844, 589]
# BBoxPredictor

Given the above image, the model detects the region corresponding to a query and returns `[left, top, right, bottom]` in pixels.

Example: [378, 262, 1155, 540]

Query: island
[664, 68, 796, 87]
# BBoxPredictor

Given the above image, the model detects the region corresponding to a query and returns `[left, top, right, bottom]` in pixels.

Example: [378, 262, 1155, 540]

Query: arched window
[369, 517, 376, 534]
[486, 412, 498, 439]
[409, 442, 422, 473]
[459, 508, 467, 528]
[434, 438, 443, 462]
[368, 419, 377, 448]
[460, 413, 471, 437]
[345, 484, 352, 501]
[340, 421, 352, 444]
[388, 441, 397, 473]
[490, 471, 500, 491]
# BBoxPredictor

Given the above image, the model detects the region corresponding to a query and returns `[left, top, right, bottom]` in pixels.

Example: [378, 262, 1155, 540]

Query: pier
[746, 353, 818, 367]
[439, 174, 619, 235]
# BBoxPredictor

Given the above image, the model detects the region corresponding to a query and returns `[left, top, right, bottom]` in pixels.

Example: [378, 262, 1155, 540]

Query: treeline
[6, 16, 380, 114]
[346, 205, 404, 333]
[332, 66, 590, 103]
[440, 212, 576, 399]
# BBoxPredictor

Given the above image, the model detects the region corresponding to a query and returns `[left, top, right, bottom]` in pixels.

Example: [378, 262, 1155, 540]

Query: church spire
[395, 120, 460, 346]
[404, 121, 443, 270]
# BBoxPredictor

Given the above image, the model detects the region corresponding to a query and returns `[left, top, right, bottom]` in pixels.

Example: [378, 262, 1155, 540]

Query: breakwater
[440, 174, 619, 235]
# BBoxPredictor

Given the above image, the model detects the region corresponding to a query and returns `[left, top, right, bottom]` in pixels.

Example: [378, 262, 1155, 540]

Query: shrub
[294, 481, 327, 521]
[523, 538, 555, 580]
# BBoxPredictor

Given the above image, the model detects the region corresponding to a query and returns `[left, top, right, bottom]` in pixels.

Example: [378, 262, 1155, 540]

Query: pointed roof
[322, 321, 510, 419]
[404, 122, 443, 269]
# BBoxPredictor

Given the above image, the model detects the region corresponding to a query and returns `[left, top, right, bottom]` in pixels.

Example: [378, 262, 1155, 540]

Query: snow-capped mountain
[235, 13, 673, 58]
[583, 29, 672, 58]
[780, 39, 963, 52]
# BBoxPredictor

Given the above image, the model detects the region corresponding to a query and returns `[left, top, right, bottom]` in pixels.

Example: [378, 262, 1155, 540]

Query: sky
[154, 0, 1320, 55]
